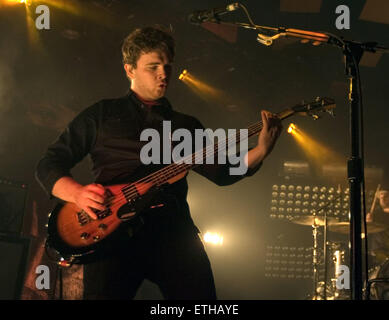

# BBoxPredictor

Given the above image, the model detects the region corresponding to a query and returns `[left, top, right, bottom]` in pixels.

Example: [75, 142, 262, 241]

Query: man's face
[124, 50, 172, 101]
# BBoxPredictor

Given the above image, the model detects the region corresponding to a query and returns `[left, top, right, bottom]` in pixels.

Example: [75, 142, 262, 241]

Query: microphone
[188, 3, 240, 24]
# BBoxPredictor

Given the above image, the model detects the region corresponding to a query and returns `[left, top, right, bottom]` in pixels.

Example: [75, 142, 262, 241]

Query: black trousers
[83, 210, 217, 300]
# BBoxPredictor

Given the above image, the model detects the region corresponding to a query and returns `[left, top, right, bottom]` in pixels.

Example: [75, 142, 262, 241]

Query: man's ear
[124, 64, 135, 80]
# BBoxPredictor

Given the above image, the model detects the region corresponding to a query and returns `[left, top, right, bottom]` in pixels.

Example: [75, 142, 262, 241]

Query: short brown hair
[122, 26, 175, 68]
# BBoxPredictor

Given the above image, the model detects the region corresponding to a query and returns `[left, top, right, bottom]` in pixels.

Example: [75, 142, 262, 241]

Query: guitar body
[46, 184, 139, 263]
[46, 171, 187, 264]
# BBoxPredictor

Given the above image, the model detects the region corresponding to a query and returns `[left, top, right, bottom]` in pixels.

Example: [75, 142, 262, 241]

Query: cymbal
[329, 222, 387, 234]
[289, 215, 339, 226]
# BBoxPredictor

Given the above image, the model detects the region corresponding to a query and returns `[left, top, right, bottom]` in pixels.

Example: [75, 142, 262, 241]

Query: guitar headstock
[277, 97, 336, 121]
[292, 97, 336, 120]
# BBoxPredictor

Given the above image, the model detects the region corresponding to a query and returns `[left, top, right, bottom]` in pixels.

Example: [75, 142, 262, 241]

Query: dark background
[0, 0, 388, 299]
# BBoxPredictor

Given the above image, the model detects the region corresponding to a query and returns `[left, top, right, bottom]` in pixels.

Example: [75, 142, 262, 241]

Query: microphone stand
[197, 14, 389, 299]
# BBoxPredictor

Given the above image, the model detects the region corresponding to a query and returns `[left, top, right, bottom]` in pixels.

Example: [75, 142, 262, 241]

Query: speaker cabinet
[0, 233, 31, 299]
[0, 178, 28, 234]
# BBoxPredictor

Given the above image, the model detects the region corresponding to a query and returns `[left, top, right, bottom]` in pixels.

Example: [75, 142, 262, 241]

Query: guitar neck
[130, 108, 296, 189]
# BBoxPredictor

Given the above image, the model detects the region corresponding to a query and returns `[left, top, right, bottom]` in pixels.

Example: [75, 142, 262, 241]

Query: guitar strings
[122, 121, 263, 194]
[90, 103, 303, 217]
[98, 120, 264, 212]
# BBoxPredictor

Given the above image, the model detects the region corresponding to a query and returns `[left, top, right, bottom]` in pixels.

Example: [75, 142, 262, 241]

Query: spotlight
[6, 0, 31, 4]
[203, 232, 224, 245]
[179, 69, 188, 81]
[288, 123, 297, 134]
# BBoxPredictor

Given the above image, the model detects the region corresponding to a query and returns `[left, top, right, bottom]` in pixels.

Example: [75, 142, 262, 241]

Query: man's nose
[158, 67, 167, 80]
[159, 65, 172, 80]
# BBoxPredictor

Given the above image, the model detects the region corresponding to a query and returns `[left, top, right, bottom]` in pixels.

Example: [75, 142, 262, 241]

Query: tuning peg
[327, 109, 335, 117]
[310, 114, 320, 120]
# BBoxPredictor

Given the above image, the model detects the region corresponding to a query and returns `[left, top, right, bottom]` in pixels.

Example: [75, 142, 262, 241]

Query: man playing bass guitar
[36, 26, 282, 300]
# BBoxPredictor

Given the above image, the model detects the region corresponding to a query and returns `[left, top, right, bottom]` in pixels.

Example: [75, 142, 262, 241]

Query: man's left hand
[257, 110, 283, 159]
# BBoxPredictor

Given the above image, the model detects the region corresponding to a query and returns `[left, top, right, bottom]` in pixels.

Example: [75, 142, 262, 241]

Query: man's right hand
[52, 177, 108, 220]
[73, 183, 107, 220]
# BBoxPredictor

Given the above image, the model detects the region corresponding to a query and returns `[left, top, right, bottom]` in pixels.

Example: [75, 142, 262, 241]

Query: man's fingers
[87, 184, 106, 196]
[86, 191, 105, 204]
[261, 111, 269, 130]
[87, 199, 106, 212]
[84, 207, 98, 220]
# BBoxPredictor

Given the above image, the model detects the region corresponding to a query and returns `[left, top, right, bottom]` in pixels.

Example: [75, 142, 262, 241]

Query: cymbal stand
[312, 219, 320, 299]
[323, 209, 328, 300]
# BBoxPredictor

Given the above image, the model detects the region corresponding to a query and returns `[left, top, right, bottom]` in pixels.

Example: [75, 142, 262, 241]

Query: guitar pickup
[91, 208, 112, 219]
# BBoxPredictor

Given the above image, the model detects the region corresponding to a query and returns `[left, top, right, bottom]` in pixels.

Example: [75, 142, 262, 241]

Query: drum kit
[288, 213, 389, 300]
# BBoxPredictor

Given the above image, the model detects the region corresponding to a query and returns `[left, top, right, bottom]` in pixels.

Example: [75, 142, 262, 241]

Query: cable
[237, 3, 256, 28]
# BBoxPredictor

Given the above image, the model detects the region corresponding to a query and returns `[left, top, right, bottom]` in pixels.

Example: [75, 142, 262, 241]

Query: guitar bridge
[77, 211, 91, 226]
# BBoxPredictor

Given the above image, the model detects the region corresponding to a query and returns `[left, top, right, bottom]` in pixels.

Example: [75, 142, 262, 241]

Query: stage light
[287, 123, 296, 134]
[179, 69, 188, 81]
[5, 0, 29, 4]
[203, 232, 224, 245]
[178, 70, 225, 104]
[288, 124, 345, 170]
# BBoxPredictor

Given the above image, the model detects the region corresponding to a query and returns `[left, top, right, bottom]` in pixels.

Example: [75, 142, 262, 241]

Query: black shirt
[35, 90, 261, 227]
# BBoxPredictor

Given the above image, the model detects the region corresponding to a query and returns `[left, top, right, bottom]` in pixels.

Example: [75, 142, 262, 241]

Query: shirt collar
[127, 88, 173, 112]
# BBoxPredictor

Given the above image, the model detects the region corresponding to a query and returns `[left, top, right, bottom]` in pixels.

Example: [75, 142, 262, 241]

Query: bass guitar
[45, 97, 336, 265]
